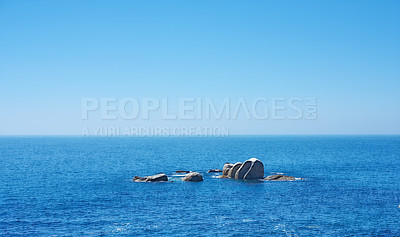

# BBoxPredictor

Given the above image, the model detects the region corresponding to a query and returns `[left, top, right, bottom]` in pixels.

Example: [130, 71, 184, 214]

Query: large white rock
[235, 158, 264, 179]
[227, 162, 242, 178]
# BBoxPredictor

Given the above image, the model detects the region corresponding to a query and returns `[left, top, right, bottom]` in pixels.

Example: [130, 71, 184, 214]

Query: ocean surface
[1, 136, 400, 236]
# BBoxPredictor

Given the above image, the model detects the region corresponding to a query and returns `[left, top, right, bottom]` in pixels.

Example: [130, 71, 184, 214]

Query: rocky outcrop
[182, 172, 203, 182]
[207, 169, 222, 173]
[219, 158, 264, 180]
[133, 173, 168, 182]
[264, 175, 295, 181]
[132, 159, 298, 183]
[227, 162, 242, 178]
[234, 158, 264, 179]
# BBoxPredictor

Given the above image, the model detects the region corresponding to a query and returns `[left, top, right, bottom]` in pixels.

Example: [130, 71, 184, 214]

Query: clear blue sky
[0, 0, 399, 135]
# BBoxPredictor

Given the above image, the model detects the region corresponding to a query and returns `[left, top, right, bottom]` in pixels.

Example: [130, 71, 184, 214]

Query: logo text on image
[81, 97, 318, 121]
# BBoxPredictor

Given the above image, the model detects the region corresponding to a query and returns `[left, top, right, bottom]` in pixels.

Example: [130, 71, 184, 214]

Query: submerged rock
[175, 170, 191, 173]
[207, 169, 222, 173]
[264, 175, 295, 181]
[182, 172, 204, 182]
[235, 158, 264, 179]
[133, 173, 168, 182]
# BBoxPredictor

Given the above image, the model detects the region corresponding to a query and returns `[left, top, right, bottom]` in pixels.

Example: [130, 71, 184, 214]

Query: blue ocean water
[0, 136, 400, 236]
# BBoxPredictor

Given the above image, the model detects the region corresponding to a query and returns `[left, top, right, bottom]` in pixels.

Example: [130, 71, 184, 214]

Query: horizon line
[0, 133, 399, 137]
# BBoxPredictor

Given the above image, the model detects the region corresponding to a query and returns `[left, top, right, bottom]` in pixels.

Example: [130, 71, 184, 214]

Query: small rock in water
[264, 175, 295, 181]
[207, 169, 222, 173]
[182, 172, 204, 182]
[175, 170, 191, 173]
[133, 173, 168, 182]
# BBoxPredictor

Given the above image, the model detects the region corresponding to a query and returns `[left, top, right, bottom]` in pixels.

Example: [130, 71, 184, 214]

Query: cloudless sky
[0, 0, 399, 135]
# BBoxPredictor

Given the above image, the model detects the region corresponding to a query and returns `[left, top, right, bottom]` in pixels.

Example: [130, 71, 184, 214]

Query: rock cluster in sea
[220, 158, 264, 179]
[132, 158, 296, 182]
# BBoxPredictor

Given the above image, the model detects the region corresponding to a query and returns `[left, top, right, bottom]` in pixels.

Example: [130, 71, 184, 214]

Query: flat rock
[182, 172, 204, 182]
[175, 170, 191, 173]
[133, 173, 168, 182]
[207, 169, 222, 173]
[264, 175, 295, 181]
